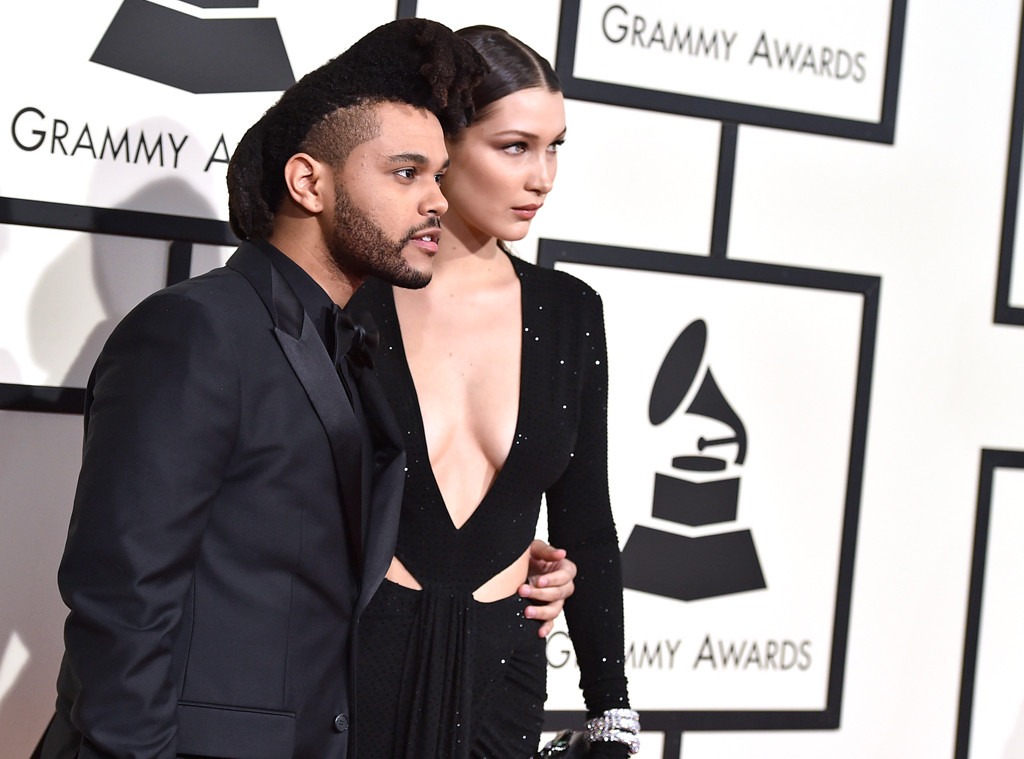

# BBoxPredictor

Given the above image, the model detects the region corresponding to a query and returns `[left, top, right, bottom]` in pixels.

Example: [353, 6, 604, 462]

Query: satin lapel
[227, 245, 364, 564]
[352, 365, 406, 616]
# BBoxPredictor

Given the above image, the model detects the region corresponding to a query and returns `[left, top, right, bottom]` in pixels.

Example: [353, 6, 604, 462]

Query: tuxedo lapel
[351, 365, 406, 616]
[227, 245, 365, 565]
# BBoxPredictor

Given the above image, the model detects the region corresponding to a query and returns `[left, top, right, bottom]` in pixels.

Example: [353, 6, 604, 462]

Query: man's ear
[282, 153, 328, 214]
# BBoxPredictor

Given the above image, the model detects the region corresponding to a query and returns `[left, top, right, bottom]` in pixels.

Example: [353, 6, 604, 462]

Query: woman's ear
[282, 153, 328, 214]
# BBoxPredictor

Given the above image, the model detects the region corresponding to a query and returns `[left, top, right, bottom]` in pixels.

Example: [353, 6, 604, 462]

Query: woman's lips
[512, 204, 541, 220]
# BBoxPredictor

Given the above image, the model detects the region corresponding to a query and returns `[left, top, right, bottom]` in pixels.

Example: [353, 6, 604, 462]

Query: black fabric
[358, 581, 546, 759]
[329, 305, 380, 370]
[326, 304, 381, 570]
[40, 243, 406, 759]
[350, 254, 629, 758]
[253, 239, 334, 348]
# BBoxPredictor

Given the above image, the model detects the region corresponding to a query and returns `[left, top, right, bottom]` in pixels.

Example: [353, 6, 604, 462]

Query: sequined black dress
[351, 255, 630, 759]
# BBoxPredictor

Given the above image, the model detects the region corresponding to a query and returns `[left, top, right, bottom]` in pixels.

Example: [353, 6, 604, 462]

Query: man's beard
[328, 182, 436, 290]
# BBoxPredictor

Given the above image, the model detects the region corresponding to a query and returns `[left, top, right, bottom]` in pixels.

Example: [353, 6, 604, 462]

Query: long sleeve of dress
[544, 287, 631, 757]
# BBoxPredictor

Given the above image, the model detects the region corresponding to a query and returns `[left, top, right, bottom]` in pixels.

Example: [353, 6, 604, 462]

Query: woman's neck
[428, 213, 507, 283]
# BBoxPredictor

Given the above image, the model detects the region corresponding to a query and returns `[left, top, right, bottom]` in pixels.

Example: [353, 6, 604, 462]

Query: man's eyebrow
[386, 152, 429, 164]
[386, 153, 450, 171]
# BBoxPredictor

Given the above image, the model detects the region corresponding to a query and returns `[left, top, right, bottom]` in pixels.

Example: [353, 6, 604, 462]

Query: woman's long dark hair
[455, 26, 561, 123]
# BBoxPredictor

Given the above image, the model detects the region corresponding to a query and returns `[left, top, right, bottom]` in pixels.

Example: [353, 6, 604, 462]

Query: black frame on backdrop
[995, 9, 1024, 325]
[955, 448, 1024, 759]
[0, 196, 237, 414]
[397, 0, 907, 144]
[553, 0, 907, 144]
[537, 239, 880, 751]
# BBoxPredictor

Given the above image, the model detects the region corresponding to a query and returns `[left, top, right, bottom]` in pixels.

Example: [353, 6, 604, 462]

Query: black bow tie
[330, 306, 379, 370]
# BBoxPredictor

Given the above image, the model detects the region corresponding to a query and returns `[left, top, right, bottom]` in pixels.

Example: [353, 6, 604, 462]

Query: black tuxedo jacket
[40, 243, 405, 759]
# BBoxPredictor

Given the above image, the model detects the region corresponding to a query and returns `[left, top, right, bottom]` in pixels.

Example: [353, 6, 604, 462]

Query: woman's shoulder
[509, 253, 602, 306]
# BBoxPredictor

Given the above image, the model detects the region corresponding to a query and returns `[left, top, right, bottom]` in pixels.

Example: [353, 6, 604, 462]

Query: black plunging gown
[351, 255, 630, 759]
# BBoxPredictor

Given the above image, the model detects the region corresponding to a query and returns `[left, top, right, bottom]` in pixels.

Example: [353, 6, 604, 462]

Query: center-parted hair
[228, 18, 487, 241]
[454, 26, 561, 123]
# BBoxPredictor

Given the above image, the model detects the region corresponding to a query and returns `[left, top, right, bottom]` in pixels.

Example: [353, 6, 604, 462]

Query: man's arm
[520, 539, 578, 638]
[58, 291, 239, 758]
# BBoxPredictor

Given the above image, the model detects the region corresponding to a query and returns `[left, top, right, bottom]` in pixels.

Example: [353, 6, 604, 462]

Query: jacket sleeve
[544, 288, 631, 745]
[58, 290, 240, 759]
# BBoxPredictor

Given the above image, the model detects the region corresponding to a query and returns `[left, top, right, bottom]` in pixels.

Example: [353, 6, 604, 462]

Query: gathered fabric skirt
[355, 579, 547, 759]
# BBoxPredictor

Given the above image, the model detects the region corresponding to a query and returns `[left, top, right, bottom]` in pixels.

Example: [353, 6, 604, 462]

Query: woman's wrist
[585, 708, 640, 755]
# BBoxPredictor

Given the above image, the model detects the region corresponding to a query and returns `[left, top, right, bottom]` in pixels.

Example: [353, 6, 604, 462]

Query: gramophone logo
[91, 0, 295, 93]
[621, 318, 767, 601]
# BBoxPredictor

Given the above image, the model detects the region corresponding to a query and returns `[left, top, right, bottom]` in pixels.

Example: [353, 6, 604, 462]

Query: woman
[352, 26, 638, 758]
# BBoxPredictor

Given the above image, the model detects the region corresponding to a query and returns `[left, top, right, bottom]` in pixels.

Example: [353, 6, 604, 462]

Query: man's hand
[520, 539, 577, 638]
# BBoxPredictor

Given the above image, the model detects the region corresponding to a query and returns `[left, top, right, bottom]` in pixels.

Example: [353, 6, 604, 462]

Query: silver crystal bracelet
[584, 708, 641, 755]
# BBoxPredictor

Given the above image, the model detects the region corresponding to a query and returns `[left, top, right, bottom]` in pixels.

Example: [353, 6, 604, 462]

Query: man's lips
[408, 227, 441, 253]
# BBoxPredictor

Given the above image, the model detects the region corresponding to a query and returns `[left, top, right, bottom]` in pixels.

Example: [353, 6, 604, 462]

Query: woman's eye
[503, 142, 527, 155]
[548, 139, 565, 153]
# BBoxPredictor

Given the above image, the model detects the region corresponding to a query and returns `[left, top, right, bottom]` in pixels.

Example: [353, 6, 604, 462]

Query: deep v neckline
[390, 255, 526, 533]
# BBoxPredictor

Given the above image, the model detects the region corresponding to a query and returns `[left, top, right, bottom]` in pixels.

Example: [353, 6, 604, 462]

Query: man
[40, 19, 573, 759]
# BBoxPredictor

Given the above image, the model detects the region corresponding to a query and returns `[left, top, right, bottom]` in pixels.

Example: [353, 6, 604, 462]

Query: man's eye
[396, 168, 415, 179]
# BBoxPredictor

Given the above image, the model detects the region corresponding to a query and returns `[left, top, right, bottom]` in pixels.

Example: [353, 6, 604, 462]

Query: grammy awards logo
[621, 318, 767, 601]
[91, 0, 295, 93]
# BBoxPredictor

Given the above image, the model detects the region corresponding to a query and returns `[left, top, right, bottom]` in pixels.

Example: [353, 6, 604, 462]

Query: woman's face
[442, 86, 566, 246]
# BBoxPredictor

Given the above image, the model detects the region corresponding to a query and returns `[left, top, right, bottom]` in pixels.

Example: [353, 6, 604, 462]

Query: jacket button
[334, 713, 349, 732]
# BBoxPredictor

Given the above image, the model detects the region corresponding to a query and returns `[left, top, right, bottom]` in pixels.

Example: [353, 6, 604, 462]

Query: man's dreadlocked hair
[227, 18, 487, 241]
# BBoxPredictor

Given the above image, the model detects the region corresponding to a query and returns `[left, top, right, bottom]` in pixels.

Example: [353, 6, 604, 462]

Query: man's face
[326, 102, 449, 289]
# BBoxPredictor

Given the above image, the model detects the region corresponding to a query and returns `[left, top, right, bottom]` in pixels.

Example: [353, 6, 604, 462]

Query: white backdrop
[3, 1, 1024, 757]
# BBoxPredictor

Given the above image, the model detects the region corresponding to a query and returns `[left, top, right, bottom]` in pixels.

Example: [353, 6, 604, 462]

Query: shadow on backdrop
[6, 125, 219, 755]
